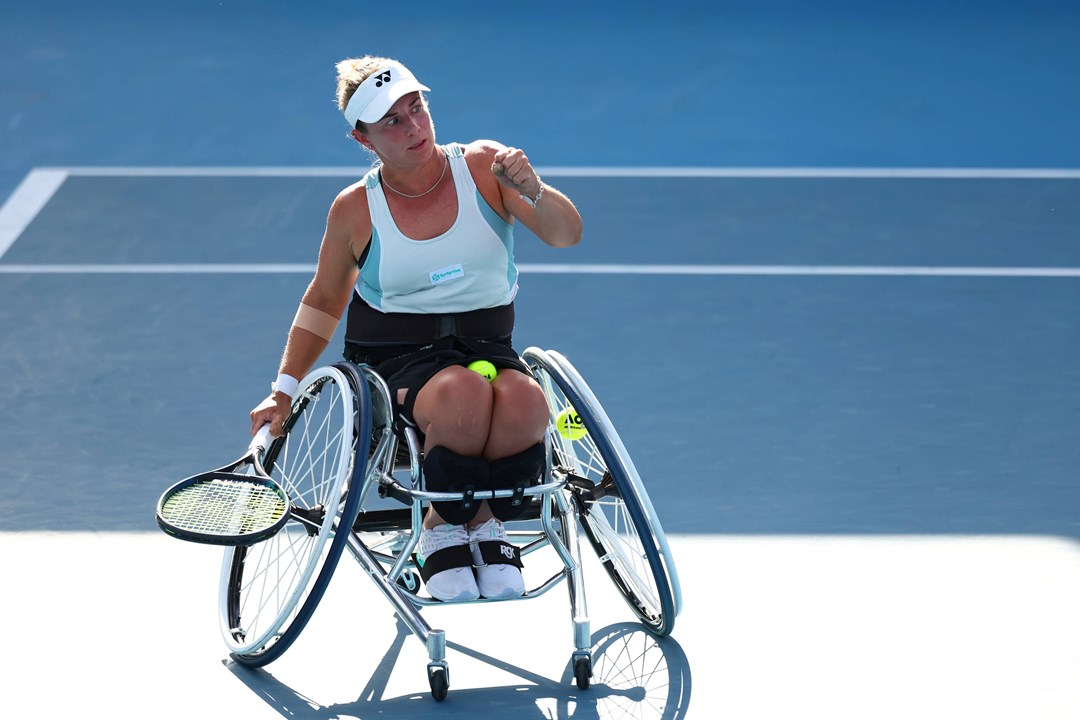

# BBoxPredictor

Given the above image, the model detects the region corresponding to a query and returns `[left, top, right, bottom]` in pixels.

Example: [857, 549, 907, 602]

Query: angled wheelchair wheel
[524, 348, 682, 637]
[220, 362, 371, 666]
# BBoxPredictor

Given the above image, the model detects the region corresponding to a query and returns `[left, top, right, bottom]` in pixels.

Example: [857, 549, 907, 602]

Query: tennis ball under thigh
[466, 359, 498, 382]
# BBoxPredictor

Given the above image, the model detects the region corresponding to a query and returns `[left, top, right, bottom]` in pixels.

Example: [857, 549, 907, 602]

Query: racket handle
[250, 424, 275, 453]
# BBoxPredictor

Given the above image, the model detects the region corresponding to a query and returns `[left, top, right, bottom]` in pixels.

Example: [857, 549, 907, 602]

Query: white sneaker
[469, 518, 525, 599]
[417, 524, 479, 602]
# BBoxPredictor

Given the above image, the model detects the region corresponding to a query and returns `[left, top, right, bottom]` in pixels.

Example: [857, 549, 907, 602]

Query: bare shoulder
[464, 139, 506, 159]
[463, 139, 509, 173]
[326, 178, 373, 259]
[331, 177, 370, 215]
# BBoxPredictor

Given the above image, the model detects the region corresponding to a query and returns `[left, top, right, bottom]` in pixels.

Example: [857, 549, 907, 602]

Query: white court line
[2, 165, 1079, 270]
[538, 167, 1080, 179]
[521, 263, 1080, 277]
[49, 166, 1080, 179]
[0, 169, 68, 260]
[1, 263, 1079, 277]
[0, 263, 318, 274]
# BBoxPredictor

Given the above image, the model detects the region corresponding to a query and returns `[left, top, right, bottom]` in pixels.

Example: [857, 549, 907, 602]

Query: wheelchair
[218, 347, 682, 701]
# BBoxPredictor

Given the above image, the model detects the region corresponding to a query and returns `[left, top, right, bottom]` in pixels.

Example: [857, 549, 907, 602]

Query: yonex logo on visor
[343, 62, 430, 128]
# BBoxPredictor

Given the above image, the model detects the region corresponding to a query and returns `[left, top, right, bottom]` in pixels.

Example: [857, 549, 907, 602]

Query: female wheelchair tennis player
[230, 55, 681, 700]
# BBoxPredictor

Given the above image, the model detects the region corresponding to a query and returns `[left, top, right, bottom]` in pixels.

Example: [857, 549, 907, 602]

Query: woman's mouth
[409, 138, 428, 150]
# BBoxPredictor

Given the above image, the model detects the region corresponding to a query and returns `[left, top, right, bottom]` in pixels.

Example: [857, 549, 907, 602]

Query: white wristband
[272, 373, 299, 399]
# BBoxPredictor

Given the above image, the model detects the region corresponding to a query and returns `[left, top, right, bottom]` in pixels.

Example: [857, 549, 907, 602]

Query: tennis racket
[156, 425, 291, 546]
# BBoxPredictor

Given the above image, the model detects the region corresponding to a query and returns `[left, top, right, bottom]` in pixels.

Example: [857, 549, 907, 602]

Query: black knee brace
[422, 446, 490, 525]
[487, 443, 546, 521]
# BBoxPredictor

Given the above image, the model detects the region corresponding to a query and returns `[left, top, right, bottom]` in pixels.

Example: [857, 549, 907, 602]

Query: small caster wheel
[396, 569, 421, 594]
[428, 663, 449, 701]
[573, 654, 592, 690]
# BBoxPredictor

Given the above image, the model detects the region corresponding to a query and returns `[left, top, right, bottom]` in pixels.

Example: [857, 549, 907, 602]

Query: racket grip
[250, 424, 275, 453]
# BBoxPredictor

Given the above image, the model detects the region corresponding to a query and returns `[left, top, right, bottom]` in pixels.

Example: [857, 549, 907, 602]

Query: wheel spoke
[220, 364, 369, 663]
[523, 347, 677, 636]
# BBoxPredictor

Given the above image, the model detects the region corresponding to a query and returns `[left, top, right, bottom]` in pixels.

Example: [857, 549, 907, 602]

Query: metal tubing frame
[345, 361, 593, 666]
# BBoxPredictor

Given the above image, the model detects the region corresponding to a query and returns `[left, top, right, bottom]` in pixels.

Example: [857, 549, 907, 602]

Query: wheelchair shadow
[225, 621, 692, 719]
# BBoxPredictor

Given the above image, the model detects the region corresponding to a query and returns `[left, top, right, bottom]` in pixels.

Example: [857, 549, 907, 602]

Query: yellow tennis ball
[466, 359, 498, 382]
[555, 408, 587, 440]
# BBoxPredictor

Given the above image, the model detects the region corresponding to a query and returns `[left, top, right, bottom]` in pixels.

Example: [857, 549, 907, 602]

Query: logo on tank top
[429, 263, 465, 285]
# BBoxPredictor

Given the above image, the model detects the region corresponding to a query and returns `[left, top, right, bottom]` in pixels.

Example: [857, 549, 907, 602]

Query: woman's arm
[468, 140, 583, 248]
[250, 187, 368, 435]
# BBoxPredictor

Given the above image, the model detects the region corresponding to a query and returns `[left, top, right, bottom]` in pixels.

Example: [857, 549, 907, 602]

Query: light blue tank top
[357, 143, 517, 314]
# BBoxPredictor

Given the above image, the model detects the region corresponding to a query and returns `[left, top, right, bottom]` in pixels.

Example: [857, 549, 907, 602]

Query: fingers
[491, 147, 540, 196]
[250, 408, 271, 436]
[491, 147, 528, 183]
[251, 410, 284, 438]
[250, 395, 289, 437]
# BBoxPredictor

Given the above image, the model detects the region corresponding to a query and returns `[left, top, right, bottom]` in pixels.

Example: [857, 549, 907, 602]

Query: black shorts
[343, 335, 530, 436]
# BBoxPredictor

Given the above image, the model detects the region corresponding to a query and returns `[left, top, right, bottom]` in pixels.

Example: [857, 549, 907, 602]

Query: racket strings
[161, 478, 287, 536]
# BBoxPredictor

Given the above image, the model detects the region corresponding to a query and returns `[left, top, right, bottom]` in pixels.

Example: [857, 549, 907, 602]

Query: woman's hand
[250, 392, 292, 437]
[491, 147, 542, 200]
[477, 139, 581, 247]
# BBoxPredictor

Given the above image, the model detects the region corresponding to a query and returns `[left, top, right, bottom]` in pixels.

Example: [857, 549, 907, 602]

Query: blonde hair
[335, 55, 397, 130]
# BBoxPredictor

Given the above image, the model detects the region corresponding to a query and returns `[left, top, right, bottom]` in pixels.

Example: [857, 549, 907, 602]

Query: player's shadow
[226, 620, 692, 719]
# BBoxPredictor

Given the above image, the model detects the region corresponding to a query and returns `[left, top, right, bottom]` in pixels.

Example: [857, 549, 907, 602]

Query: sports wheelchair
[219, 347, 682, 700]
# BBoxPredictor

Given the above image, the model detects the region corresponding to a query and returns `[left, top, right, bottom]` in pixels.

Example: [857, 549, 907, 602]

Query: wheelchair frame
[218, 347, 682, 701]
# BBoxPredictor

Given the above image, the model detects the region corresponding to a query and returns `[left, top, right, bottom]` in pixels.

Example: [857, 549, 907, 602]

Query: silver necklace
[380, 152, 448, 199]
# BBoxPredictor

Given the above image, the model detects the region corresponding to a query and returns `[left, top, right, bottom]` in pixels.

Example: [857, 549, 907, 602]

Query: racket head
[156, 470, 291, 546]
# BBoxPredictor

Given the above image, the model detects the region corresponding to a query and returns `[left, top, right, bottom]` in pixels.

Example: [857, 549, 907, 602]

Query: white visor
[343, 63, 430, 127]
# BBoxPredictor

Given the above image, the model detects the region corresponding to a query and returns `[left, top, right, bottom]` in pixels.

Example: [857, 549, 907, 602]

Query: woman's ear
[350, 129, 372, 150]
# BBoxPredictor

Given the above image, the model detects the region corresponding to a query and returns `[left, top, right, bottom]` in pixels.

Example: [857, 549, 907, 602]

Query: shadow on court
[225, 621, 691, 720]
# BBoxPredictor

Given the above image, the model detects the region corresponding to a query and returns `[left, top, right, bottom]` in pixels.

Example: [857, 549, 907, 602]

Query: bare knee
[413, 365, 494, 454]
[485, 371, 549, 458]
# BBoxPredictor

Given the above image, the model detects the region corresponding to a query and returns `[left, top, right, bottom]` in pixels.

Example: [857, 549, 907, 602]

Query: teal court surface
[3, 2, 1080, 717]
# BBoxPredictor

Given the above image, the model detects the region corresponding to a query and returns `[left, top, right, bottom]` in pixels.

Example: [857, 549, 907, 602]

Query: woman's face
[355, 92, 436, 164]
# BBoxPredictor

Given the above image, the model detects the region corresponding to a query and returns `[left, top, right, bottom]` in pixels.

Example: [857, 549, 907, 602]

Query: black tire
[574, 654, 592, 690]
[428, 664, 449, 701]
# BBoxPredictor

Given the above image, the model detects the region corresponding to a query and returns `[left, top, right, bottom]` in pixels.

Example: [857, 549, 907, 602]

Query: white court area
[4, 532, 1080, 719]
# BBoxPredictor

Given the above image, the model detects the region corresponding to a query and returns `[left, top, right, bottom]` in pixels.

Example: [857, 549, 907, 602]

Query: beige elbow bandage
[293, 303, 339, 341]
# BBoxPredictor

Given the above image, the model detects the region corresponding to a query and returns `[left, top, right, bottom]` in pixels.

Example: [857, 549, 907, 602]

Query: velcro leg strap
[487, 443, 545, 521]
[415, 544, 474, 582]
[423, 446, 490, 525]
[473, 540, 524, 569]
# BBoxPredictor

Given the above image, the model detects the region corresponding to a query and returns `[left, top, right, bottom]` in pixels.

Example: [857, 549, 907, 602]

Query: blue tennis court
[2, 2, 1079, 718]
